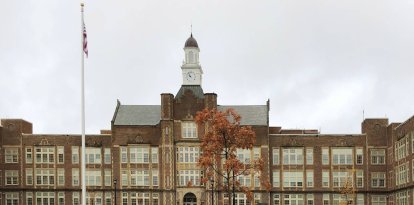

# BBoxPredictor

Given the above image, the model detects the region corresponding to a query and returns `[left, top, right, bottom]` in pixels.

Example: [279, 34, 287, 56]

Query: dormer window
[182, 122, 197, 138]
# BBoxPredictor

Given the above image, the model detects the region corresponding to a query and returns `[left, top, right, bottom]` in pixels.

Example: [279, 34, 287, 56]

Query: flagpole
[80, 3, 87, 205]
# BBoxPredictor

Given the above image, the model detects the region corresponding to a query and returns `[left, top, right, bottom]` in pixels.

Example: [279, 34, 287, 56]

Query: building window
[26, 192, 33, 205]
[26, 168, 33, 185]
[35, 147, 54, 164]
[306, 194, 314, 205]
[130, 146, 149, 163]
[6, 192, 19, 205]
[86, 147, 102, 164]
[396, 138, 407, 161]
[356, 147, 363, 165]
[237, 149, 251, 164]
[283, 194, 303, 205]
[57, 146, 64, 164]
[72, 146, 79, 164]
[332, 148, 353, 165]
[57, 169, 65, 186]
[58, 192, 64, 205]
[122, 192, 128, 205]
[5, 147, 18, 163]
[283, 148, 303, 165]
[273, 194, 280, 205]
[322, 147, 329, 165]
[371, 172, 386, 188]
[130, 192, 150, 205]
[396, 162, 409, 186]
[152, 193, 159, 205]
[152, 170, 159, 186]
[356, 170, 364, 188]
[5, 170, 19, 185]
[178, 170, 201, 186]
[306, 148, 313, 165]
[237, 175, 251, 186]
[130, 169, 150, 186]
[104, 148, 111, 164]
[87, 192, 102, 205]
[177, 146, 200, 163]
[332, 194, 344, 205]
[121, 170, 128, 186]
[356, 194, 364, 205]
[323, 194, 330, 205]
[273, 171, 280, 187]
[72, 168, 79, 186]
[26, 147, 33, 164]
[35, 192, 55, 205]
[396, 191, 407, 205]
[73, 192, 80, 205]
[121, 147, 127, 163]
[332, 171, 352, 187]
[371, 195, 386, 205]
[86, 169, 102, 186]
[105, 192, 112, 205]
[283, 171, 303, 187]
[371, 149, 386, 165]
[322, 170, 330, 188]
[306, 170, 313, 187]
[254, 174, 260, 187]
[105, 169, 112, 186]
[151, 147, 158, 163]
[272, 148, 280, 165]
[182, 121, 197, 138]
[36, 169, 55, 185]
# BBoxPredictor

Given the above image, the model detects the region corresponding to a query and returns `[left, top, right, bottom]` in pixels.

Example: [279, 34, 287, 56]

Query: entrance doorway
[183, 193, 197, 205]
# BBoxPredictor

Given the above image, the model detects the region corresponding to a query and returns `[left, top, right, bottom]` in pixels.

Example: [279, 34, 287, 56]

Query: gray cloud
[1, 0, 413, 134]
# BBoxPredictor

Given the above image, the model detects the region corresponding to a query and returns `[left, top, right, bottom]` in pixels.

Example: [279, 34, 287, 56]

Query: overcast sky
[1, 0, 413, 134]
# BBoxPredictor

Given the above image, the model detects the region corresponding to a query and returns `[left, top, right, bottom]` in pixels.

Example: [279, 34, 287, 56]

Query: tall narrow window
[306, 148, 313, 165]
[273, 194, 280, 205]
[26, 192, 33, 205]
[105, 193, 112, 205]
[322, 148, 329, 165]
[58, 192, 64, 205]
[58, 169, 65, 186]
[306, 170, 314, 187]
[356, 170, 363, 188]
[307, 194, 314, 205]
[152, 169, 159, 186]
[273, 148, 280, 165]
[356, 147, 363, 165]
[121, 147, 127, 163]
[322, 170, 329, 188]
[72, 146, 79, 164]
[26, 168, 33, 185]
[26, 147, 33, 164]
[72, 168, 79, 186]
[323, 194, 330, 205]
[182, 122, 197, 138]
[73, 192, 80, 205]
[104, 148, 111, 164]
[57, 146, 64, 164]
[105, 169, 112, 186]
[151, 147, 158, 164]
[152, 193, 159, 205]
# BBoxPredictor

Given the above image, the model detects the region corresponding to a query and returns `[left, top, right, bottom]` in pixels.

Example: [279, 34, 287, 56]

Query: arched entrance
[183, 193, 197, 205]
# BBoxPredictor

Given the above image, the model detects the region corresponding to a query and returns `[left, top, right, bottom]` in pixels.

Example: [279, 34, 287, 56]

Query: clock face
[186, 71, 196, 81]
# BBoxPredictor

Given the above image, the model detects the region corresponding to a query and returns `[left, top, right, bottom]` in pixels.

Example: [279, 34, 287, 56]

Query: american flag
[83, 21, 88, 57]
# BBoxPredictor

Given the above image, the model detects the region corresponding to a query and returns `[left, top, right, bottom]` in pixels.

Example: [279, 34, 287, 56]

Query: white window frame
[130, 169, 150, 186]
[26, 147, 33, 164]
[5, 170, 19, 185]
[35, 147, 55, 164]
[306, 170, 313, 187]
[332, 148, 353, 165]
[129, 146, 149, 163]
[151, 147, 158, 164]
[322, 147, 329, 165]
[6, 192, 19, 205]
[272, 148, 280, 165]
[306, 148, 313, 165]
[282, 148, 303, 165]
[104, 148, 111, 164]
[371, 172, 386, 188]
[356, 170, 364, 188]
[283, 194, 304, 205]
[371, 195, 386, 205]
[35, 169, 55, 186]
[57, 146, 64, 164]
[273, 171, 280, 187]
[152, 169, 159, 187]
[356, 147, 363, 165]
[86, 169, 102, 186]
[5, 147, 19, 163]
[177, 146, 200, 163]
[178, 170, 201, 186]
[283, 171, 303, 187]
[72, 146, 79, 164]
[35, 192, 55, 205]
[72, 168, 79, 186]
[371, 149, 386, 165]
[86, 147, 102, 164]
[26, 168, 33, 185]
[182, 121, 197, 138]
[105, 169, 112, 186]
[57, 168, 65, 186]
[273, 194, 280, 205]
[322, 170, 330, 188]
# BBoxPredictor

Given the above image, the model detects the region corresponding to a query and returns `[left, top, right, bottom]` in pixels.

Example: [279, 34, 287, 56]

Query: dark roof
[176, 85, 204, 99]
[218, 105, 268, 126]
[113, 105, 160, 126]
[184, 33, 199, 48]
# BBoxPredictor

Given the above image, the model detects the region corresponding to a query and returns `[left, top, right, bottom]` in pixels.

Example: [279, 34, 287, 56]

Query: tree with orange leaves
[195, 108, 270, 205]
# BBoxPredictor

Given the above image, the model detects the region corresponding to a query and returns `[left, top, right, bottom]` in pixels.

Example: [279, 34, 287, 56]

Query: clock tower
[181, 33, 203, 85]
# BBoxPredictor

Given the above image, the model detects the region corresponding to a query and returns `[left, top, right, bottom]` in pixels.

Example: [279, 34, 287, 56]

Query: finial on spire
[190, 24, 193, 37]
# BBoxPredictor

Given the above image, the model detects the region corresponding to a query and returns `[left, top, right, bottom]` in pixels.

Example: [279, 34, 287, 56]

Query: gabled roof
[113, 105, 160, 126]
[218, 105, 268, 126]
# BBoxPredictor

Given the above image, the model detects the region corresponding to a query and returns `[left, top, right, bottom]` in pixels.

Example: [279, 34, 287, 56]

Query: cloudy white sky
[1, 0, 413, 134]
